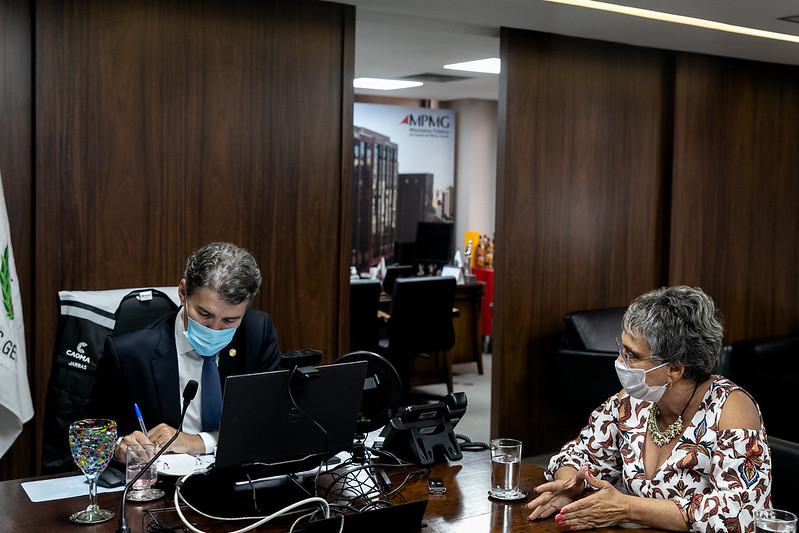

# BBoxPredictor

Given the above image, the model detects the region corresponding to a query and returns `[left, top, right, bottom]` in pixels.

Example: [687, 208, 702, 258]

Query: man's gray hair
[183, 242, 261, 305]
[622, 286, 723, 381]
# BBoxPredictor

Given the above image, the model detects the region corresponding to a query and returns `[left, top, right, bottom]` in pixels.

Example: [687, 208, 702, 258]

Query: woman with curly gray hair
[526, 286, 771, 532]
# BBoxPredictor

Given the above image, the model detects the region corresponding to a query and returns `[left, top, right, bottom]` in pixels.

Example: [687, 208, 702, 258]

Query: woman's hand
[553, 471, 630, 530]
[525, 465, 591, 521]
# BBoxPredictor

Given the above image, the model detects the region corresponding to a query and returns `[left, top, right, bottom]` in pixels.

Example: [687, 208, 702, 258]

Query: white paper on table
[21, 474, 124, 502]
[157, 453, 215, 476]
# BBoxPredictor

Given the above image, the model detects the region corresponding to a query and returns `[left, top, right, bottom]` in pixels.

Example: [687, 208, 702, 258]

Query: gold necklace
[648, 381, 700, 447]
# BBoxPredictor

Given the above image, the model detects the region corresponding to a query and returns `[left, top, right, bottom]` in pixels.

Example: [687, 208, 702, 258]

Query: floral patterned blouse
[546, 376, 771, 533]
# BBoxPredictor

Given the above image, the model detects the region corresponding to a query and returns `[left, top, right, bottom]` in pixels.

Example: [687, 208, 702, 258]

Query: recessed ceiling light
[353, 77, 424, 91]
[542, 0, 799, 44]
[443, 58, 501, 74]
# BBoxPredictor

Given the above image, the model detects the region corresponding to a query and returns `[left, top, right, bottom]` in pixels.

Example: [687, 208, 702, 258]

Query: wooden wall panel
[670, 54, 799, 342]
[32, 0, 353, 474]
[0, 0, 34, 480]
[495, 29, 667, 452]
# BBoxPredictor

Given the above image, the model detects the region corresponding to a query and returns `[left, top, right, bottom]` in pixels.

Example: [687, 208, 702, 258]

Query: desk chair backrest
[349, 279, 381, 352]
[387, 276, 456, 355]
[557, 306, 626, 437]
[382, 264, 415, 295]
[563, 306, 627, 352]
[729, 335, 799, 442]
[42, 287, 179, 473]
[113, 288, 179, 336]
[768, 436, 799, 517]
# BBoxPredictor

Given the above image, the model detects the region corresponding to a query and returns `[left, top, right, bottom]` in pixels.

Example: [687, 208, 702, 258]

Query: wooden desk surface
[0, 452, 661, 533]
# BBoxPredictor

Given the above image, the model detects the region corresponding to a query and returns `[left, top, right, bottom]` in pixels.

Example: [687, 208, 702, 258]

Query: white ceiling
[338, 0, 799, 101]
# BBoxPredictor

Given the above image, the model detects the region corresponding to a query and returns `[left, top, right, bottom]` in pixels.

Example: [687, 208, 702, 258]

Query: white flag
[0, 171, 33, 459]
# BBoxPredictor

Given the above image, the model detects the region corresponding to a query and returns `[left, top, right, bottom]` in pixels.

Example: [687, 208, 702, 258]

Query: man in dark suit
[89, 242, 282, 461]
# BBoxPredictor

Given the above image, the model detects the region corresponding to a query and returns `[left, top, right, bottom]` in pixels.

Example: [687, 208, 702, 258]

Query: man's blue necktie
[200, 354, 223, 431]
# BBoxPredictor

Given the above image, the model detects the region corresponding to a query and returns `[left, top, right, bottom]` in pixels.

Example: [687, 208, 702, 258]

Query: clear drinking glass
[755, 509, 798, 533]
[489, 438, 524, 500]
[68, 418, 118, 524]
[125, 443, 164, 501]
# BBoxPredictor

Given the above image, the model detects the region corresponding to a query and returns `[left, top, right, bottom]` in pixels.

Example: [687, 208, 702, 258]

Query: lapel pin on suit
[229, 349, 236, 357]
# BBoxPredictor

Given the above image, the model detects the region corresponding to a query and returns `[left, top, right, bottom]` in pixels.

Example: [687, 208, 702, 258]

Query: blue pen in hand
[134, 403, 148, 436]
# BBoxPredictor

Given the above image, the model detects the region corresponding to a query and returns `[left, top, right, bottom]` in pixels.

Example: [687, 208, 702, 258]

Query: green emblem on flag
[1, 245, 14, 320]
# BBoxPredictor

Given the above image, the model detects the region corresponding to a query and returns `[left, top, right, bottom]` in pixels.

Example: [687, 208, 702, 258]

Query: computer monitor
[382, 264, 414, 294]
[214, 360, 368, 475]
[413, 221, 453, 266]
[177, 362, 367, 519]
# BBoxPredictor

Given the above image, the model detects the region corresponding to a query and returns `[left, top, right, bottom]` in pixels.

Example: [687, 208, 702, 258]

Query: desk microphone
[117, 380, 198, 533]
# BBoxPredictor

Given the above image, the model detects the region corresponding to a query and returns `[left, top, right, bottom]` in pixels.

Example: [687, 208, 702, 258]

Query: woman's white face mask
[614, 359, 669, 402]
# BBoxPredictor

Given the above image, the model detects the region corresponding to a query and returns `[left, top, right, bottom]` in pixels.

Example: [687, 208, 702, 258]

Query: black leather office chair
[557, 307, 627, 434]
[768, 436, 799, 516]
[562, 307, 627, 353]
[379, 276, 456, 403]
[729, 335, 799, 442]
[713, 345, 733, 378]
[112, 288, 178, 336]
[349, 279, 382, 352]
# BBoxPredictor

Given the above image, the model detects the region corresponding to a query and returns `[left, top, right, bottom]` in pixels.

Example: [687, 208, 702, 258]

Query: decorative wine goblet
[68, 418, 118, 524]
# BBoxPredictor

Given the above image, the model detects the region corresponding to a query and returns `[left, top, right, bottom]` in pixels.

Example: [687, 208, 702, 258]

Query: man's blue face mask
[183, 314, 237, 356]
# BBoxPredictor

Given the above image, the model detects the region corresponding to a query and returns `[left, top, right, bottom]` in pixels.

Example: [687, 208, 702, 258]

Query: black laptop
[213, 361, 368, 473]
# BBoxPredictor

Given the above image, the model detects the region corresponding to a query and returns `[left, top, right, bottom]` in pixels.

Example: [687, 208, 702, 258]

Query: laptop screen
[214, 361, 368, 472]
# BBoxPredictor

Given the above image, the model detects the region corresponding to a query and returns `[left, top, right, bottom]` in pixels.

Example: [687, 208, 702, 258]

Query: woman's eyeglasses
[616, 337, 661, 368]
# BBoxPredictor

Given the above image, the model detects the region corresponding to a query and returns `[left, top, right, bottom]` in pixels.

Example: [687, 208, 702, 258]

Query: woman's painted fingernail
[555, 514, 562, 521]
[560, 508, 568, 514]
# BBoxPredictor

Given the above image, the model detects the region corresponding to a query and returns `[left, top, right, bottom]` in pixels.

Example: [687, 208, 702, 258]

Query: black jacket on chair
[42, 287, 179, 473]
[87, 308, 282, 436]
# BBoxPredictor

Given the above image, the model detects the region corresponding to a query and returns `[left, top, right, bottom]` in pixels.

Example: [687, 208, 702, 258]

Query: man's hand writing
[147, 423, 206, 455]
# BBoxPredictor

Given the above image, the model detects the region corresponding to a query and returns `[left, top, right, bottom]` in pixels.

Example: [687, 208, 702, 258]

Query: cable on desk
[320, 460, 427, 508]
[288, 366, 329, 453]
[457, 433, 489, 451]
[143, 499, 197, 531]
[363, 444, 417, 467]
[289, 513, 345, 533]
[168, 438, 424, 532]
[145, 508, 189, 532]
[173, 469, 330, 533]
[322, 462, 382, 504]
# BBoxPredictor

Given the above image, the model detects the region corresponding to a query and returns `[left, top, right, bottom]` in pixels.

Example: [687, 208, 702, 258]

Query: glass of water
[755, 509, 797, 533]
[489, 438, 524, 500]
[125, 443, 164, 501]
